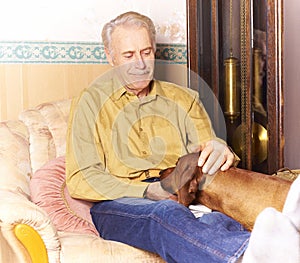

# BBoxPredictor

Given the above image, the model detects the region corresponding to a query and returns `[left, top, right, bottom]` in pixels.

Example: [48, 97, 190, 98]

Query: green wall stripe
[0, 41, 187, 64]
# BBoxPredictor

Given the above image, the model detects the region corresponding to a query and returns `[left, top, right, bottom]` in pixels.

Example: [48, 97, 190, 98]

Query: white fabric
[243, 176, 300, 263]
[58, 232, 164, 263]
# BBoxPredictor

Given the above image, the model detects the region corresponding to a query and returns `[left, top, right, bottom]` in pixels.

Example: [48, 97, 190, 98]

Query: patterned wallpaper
[0, 0, 187, 64]
[0, 42, 187, 64]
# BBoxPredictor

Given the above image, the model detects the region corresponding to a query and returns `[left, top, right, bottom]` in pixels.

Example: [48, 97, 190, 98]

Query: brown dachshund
[159, 152, 292, 231]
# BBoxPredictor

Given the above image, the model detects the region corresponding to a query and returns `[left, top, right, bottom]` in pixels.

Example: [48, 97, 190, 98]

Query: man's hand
[144, 181, 178, 201]
[196, 140, 235, 175]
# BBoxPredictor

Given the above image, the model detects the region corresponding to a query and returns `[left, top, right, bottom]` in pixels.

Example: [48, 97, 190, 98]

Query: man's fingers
[220, 150, 235, 171]
[146, 181, 173, 200]
[220, 158, 232, 172]
[203, 151, 225, 174]
[198, 145, 212, 167]
[198, 140, 236, 174]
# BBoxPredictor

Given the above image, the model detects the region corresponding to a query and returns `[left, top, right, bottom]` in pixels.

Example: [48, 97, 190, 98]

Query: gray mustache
[127, 68, 152, 75]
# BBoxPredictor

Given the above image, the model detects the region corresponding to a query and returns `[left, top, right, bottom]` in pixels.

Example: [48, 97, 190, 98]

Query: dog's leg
[242, 176, 300, 263]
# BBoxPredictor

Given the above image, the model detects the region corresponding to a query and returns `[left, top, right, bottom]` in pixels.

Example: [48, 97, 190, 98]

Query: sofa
[0, 99, 165, 263]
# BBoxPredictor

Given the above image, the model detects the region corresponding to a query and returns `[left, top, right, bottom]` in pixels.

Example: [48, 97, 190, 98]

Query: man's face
[107, 25, 155, 96]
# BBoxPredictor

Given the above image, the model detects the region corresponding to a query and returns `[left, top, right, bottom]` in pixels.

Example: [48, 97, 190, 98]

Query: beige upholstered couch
[0, 99, 164, 263]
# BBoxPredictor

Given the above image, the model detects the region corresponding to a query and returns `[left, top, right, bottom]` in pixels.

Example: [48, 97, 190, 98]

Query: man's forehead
[111, 26, 152, 51]
[121, 46, 153, 54]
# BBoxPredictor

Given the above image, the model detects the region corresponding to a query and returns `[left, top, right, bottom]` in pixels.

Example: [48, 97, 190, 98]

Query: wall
[0, 0, 187, 121]
[2, 1, 299, 169]
[284, 0, 300, 169]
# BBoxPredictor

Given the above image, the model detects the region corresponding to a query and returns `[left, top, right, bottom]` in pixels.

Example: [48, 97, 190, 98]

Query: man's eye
[143, 50, 151, 56]
[124, 53, 133, 59]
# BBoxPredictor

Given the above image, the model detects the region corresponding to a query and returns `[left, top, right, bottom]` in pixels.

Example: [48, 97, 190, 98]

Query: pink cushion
[30, 156, 99, 236]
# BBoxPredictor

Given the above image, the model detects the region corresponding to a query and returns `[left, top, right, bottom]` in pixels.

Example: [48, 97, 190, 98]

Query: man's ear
[105, 47, 114, 66]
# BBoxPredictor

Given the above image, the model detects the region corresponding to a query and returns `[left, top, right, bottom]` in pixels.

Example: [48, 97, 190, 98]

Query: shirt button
[142, 151, 147, 155]
[139, 127, 143, 132]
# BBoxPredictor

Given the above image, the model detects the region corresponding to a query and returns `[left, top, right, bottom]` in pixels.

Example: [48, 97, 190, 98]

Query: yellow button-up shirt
[66, 78, 216, 201]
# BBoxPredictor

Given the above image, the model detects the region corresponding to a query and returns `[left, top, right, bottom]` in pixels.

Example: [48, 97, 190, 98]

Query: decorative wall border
[0, 41, 187, 64]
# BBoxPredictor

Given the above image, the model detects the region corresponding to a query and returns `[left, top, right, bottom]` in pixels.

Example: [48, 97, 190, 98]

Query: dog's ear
[159, 152, 204, 207]
[159, 167, 175, 179]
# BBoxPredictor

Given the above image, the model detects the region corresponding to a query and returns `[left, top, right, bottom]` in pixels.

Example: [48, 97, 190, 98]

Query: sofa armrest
[0, 190, 61, 263]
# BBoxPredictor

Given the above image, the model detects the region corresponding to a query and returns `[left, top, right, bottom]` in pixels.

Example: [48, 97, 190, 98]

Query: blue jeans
[91, 198, 250, 263]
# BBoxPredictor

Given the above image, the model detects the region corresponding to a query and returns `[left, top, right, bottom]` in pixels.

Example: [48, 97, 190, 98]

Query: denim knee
[150, 199, 194, 222]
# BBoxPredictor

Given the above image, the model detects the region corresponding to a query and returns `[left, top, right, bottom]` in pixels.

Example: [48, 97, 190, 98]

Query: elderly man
[66, 11, 300, 263]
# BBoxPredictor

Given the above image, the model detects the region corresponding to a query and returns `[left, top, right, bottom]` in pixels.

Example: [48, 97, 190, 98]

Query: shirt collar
[111, 79, 166, 102]
[110, 78, 128, 101]
[152, 80, 166, 97]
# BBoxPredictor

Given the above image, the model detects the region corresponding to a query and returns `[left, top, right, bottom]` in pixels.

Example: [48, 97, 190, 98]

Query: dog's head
[159, 152, 204, 206]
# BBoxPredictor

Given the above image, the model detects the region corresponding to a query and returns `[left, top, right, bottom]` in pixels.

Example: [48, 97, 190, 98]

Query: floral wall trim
[0, 41, 187, 64]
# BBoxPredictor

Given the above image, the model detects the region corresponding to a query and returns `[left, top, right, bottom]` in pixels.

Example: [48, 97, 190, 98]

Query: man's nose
[135, 55, 146, 69]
